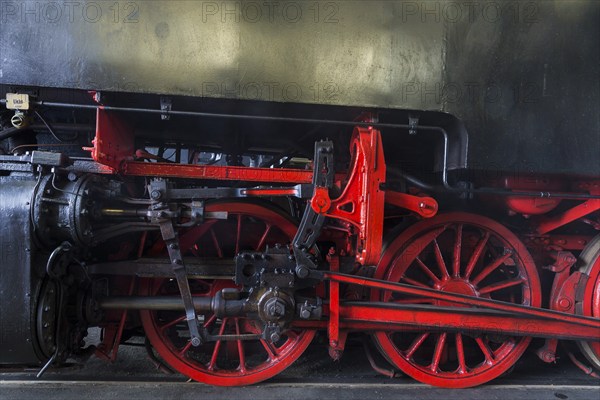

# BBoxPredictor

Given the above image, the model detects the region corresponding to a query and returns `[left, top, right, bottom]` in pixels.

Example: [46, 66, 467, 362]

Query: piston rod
[98, 294, 248, 317]
[99, 296, 212, 311]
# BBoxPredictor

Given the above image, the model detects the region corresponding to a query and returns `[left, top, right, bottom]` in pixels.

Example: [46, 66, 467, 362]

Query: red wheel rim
[372, 212, 541, 388]
[577, 235, 600, 369]
[140, 201, 315, 386]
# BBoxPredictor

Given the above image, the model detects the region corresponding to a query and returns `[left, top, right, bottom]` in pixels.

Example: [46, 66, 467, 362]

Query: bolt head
[296, 265, 310, 279]
[270, 332, 281, 342]
[558, 297, 572, 309]
[268, 304, 284, 317]
[265, 298, 286, 318]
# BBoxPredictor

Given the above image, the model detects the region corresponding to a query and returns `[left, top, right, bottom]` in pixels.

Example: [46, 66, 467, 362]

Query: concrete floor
[1, 334, 598, 400]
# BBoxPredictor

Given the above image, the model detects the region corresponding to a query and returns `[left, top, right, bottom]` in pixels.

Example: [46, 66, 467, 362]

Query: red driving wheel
[139, 201, 315, 386]
[372, 212, 541, 388]
[577, 234, 600, 370]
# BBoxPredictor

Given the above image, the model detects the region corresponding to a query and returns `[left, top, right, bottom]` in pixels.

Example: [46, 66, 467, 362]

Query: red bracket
[326, 248, 347, 361]
[314, 126, 386, 265]
[86, 108, 135, 172]
[308, 127, 438, 265]
[536, 199, 600, 235]
[537, 251, 580, 363]
[385, 191, 438, 218]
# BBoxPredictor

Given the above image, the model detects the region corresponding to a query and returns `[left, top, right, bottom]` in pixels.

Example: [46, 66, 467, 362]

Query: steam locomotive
[0, 0, 598, 388]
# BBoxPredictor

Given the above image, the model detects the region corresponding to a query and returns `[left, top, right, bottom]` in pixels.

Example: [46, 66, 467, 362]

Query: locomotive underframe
[0, 96, 599, 388]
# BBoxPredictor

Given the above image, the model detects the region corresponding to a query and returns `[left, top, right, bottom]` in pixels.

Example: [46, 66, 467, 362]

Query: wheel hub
[436, 279, 478, 307]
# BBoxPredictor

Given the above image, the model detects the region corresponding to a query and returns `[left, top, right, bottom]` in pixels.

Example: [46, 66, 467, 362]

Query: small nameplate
[6, 93, 30, 110]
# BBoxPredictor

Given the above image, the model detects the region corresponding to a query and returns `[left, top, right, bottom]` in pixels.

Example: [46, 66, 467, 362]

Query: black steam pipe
[388, 167, 600, 200]
[1, 99, 436, 131]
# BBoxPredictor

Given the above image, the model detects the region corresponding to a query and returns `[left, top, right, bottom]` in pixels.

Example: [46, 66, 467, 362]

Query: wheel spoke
[478, 277, 525, 295]
[260, 339, 278, 360]
[178, 340, 193, 357]
[431, 333, 447, 372]
[452, 224, 463, 278]
[401, 275, 431, 289]
[285, 330, 299, 340]
[209, 228, 223, 258]
[433, 239, 450, 279]
[464, 231, 490, 279]
[159, 315, 186, 333]
[404, 332, 429, 359]
[178, 220, 217, 254]
[475, 337, 495, 363]
[194, 279, 212, 289]
[203, 314, 217, 328]
[255, 224, 272, 251]
[471, 252, 513, 286]
[235, 318, 247, 373]
[414, 257, 441, 285]
[455, 333, 467, 373]
[208, 317, 229, 371]
[235, 214, 242, 255]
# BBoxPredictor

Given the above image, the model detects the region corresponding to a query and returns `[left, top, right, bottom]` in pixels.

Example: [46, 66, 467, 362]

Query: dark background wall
[1, 1, 598, 175]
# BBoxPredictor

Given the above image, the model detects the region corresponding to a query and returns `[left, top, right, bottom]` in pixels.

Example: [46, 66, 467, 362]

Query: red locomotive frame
[80, 107, 600, 387]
